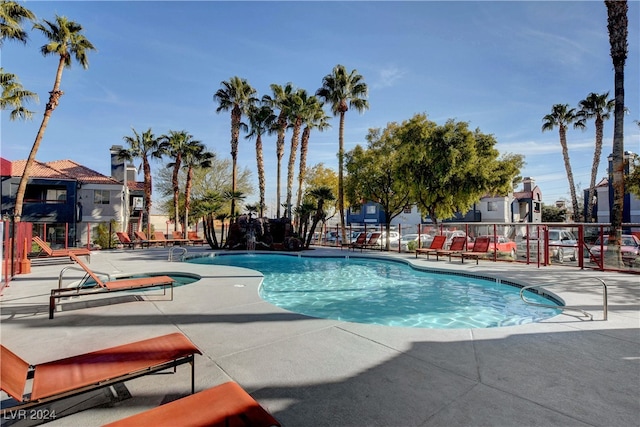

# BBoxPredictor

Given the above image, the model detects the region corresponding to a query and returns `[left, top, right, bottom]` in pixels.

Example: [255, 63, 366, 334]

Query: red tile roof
[8, 159, 122, 185]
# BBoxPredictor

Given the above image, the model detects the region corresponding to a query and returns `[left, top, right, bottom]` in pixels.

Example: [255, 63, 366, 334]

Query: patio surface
[1, 246, 638, 427]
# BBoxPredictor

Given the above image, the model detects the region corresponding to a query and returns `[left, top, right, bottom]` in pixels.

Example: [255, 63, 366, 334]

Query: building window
[403, 205, 412, 214]
[487, 201, 497, 211]
[366, 205, 376, 215]
[534, 202, 541, 213]
[94, 190, 110, 205]
[45, 189, 66, 204]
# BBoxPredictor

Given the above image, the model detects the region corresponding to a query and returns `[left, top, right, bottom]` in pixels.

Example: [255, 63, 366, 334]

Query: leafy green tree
[263, 83, 294, 217]
[305, 186, 335, 249]
[214, 76, 258, 220]
[541, 204, 567, 222]
[345, 124, 411, 250]
[575, 92, 614, 222]
[246, 102, 276, 217]
[13, 15, 95, 222]
[605, 0, 628, 263]
[397, 114, 522, 224]
[542, 104, 580, 221]
[316, 64, 369, 242]
[118, 128, 163, 231]
[304, 163, 338, 220]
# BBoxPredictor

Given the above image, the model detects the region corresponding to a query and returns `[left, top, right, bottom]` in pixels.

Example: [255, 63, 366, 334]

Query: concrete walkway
[1, 246, 638, 427]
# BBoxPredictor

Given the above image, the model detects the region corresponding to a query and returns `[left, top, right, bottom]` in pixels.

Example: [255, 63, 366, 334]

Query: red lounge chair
[102, 382, 281, 427]
[32, 236, 90, 258]
[460, 236, 491, 264]
[1, 333, 201, 417]
[133, 231, 155, 247]
[352, 232, 381, 252]
[49, 253, 174, 319]
[153, 231, 171, 246]
[116, 231, 149, 249]
[435, 236, 467, 261]
[187, 231, 205, 246]
[415, 235, 446, 259]
[171, 231, 190, 246]
[348, 232, 367, 251]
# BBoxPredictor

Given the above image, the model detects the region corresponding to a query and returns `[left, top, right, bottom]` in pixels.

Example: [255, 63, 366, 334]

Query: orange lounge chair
[49, 253, 174, 319]
[187, 231, 205, 246]
[1, 333, 201, 417]
[116, 231, 149, 249]
[347, 232, 367, 251]
[171, 231, 190, 246]
[153, 231, 171, 246]
[32, 236, 90, 258]
[133, 231, 155, 247]
[415, 235, 446, 259]
[460, 236, 491, 264]
[435, 236, 467, 261]
[102, 381, 281, 427]
[352, 232, 381, 252]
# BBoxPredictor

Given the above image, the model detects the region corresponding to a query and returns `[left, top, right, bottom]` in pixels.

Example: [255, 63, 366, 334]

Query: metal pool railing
[519, 277, 608, 321]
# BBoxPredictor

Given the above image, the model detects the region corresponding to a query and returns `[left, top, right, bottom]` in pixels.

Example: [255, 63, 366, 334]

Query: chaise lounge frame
[415, 235, 446, 260]
[32, 236, 90, 258]
[459, 236, 491, 264]
[1, 333, 202, 417]
[49, 253, 174, 319]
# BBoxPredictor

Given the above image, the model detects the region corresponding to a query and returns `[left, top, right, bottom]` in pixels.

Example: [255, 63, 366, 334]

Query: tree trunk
[558, 125, 579, 221]
[256, 134, 266, 217]
[14, 58, 65, 222]
[338, 112, 346, 242]
[586, 117, 604, 222]
[286, 117, 302, 218]
[296, 126, 310, 215]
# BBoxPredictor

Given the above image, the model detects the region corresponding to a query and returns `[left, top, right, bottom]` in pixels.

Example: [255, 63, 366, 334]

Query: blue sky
[2, 1, 639, 213]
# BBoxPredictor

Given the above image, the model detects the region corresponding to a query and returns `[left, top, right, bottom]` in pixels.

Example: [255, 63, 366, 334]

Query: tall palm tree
[0, 0, 35, 45]
[13, 15, 95, 222]
[305, 186, 335, 249]
[296, 96, 330, 213]
[605, 0, 628, 250]
[576, 92, 614, 223]
[213, 76, 257, 221]
[182, 142, 214, 233]
[285, 88, 308, 218]
[542, 104, 580, 221]
[1, 67, 37, 120]
[246, 103, 276, 217]
[118, 128, 163, 231]
[263, 83, 294, 218]
[161, 130, 193, 231]
[316, 64, 369, 240]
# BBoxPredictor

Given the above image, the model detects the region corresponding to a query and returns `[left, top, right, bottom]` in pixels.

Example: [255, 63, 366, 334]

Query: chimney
[110, 145, 125, 183]
[523, 177, 535, 192]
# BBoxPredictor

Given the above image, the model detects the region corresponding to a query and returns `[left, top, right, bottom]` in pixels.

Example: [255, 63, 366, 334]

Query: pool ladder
[169, 246, 188, 262]
[519, 277, 607, 321]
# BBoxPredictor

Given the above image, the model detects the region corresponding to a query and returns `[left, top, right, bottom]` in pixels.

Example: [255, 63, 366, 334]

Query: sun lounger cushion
[102, 382, 280, 427]
[1, 333, 201, 408]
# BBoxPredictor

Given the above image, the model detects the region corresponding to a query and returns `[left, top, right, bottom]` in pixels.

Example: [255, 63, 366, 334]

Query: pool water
[189, 254, 562, 329]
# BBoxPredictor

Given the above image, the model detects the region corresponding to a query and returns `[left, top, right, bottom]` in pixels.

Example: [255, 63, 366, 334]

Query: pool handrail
[519, 277, 607, 321]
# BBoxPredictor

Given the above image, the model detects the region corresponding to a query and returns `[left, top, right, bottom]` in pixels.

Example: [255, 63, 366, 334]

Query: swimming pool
[188, 254, 562, 329]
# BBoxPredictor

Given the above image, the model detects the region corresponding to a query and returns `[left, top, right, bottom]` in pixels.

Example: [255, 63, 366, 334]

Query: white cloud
[372, 66, 406, 89]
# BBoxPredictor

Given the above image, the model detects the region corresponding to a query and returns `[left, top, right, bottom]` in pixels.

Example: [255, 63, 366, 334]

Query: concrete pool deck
[0, 246, 638, 427]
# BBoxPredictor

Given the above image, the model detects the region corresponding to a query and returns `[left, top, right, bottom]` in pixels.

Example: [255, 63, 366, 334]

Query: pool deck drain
[1, 247, 638, 427]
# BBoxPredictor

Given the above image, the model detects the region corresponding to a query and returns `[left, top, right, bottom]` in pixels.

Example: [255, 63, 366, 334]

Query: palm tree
[285, 88, 309, 218]
[294, 200, 316, 240]
[305, 186, 335, 249]
[542, 104, 580, 221]
[605, 0, 628, 252]
[316, 64, 369, 240]
[161, 130, 193, 231]
[223, 190, 246, 223]
[263, 83, 294, 218]
[246, 103, 276, 217]
[118, 128, 162, 231]
[296, 96, 330, 213]
[13, 15, 95, 222]
[1, 68, 37, 120]
[182, 142, 214, 233]
[0, 0, 35, 45]
[1, 2, 37, 120]
[576, 92, 614, 223]
[213, 76, 257, 221]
